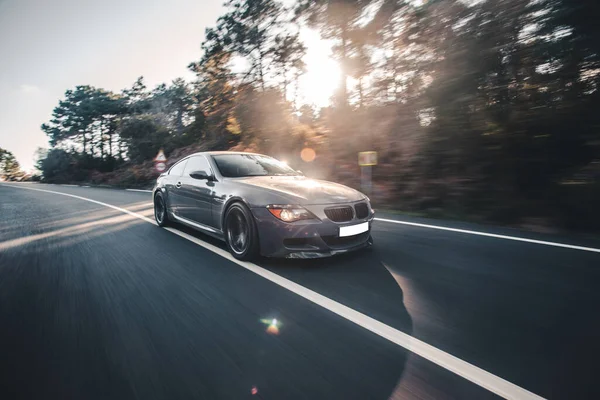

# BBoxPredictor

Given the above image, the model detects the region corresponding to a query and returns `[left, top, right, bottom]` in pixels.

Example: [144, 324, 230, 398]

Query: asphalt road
[0, 183, 598, 399]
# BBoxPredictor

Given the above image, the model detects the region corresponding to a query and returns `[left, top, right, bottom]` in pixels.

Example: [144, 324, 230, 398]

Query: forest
[34, 0, 600, 231]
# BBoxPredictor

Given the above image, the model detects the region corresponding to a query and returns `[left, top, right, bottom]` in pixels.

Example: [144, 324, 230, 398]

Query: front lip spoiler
[283, 237, 372, 259]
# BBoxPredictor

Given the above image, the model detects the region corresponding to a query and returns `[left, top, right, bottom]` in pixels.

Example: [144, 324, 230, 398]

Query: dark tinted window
[212, 154, 298, 178]
[183, 155, 211, 177]
[169, 159, 187, 176]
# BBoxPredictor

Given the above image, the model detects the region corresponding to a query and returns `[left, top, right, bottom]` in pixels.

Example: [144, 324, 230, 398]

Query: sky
[0, 0, 224, 171]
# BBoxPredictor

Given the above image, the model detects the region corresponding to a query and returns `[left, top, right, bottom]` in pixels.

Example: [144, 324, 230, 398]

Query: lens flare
[261, 317, 281, 335]
[301, 148, 316, 162]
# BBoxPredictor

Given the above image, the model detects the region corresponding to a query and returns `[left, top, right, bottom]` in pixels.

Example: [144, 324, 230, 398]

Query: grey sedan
[153, 151, 374, 260]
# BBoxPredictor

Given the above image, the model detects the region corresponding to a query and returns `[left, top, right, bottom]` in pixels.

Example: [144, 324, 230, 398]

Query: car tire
[224, 202, 260, 261]
[154, 191, 170, 227]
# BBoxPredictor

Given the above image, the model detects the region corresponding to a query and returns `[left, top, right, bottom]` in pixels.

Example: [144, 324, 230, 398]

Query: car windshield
[212, 154, 299, 178]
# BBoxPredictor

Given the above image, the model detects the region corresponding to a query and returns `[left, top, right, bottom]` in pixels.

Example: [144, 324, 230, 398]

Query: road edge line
[375, 218, 600, 253]
[126, 188, 152, 193]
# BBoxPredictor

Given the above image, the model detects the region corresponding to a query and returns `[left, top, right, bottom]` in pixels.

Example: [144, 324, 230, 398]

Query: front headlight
[266, 205, 318, 222]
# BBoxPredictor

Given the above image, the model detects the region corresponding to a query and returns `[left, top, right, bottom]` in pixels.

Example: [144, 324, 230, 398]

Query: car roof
[188, 151, 266, 157]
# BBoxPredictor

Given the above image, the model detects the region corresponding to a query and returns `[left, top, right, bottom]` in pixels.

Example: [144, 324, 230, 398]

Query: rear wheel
[224, 203, 259, 260]
[154, 192, 169, 227]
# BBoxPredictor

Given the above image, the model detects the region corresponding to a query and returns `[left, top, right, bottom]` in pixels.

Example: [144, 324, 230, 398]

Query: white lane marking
[81, 185, 91, 188]
[60, 184, 78, 187]
[126, 188, 152, 193]
[1, 183, 546, 400]
[375, 217, 600, 254]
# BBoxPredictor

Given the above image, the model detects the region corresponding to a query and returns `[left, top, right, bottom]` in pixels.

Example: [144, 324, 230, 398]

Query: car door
[179, 155, 214, 226]
[165, 158, 188, 215]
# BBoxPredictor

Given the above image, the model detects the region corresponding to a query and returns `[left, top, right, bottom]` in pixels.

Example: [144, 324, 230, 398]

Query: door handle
[176, 182, 182, 188]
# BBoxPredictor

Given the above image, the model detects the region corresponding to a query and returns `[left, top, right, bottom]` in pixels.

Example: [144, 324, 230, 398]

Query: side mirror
[189, 170, 212, 180]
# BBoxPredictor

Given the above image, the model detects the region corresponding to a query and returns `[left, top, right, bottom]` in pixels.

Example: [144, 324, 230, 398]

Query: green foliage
[36, 149, 72, 182]
[119, 116, 171, 163]
[189, 44, 237, 147]
[218, 0, 283, 89]
[41, 85, 127, 162]
[0, 148, 23, 181]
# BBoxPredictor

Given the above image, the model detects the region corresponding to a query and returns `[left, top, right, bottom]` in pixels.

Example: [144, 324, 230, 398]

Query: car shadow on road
[259, 249, 413, 334]
[170, 222, 412, 330]
[171, 222, 413, 336]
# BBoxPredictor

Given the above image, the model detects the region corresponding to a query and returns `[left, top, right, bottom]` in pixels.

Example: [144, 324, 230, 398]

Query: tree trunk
[120, 139, 127, 160]
[258, 48, 266, 91]
[393, 35, 401, 103]
[99, 120, 104, 159]
[293, 71, 300, 110]
[394, 64, 399, 103]
[176, 109, 184, 135]
[340, 25, 349, 107]
[108, 132, 112, 158]
[283, 65, 288, 101]
[358, 77, 364, 108]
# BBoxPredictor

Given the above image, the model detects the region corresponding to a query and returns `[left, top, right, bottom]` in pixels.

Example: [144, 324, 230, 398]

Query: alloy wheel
[155, 196, 166, 224]
[227, 208, 249, 255]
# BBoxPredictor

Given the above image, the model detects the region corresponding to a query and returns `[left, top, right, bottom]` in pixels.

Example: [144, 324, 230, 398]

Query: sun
[228, 28, 341, 108]
[296, 29, 341, 108]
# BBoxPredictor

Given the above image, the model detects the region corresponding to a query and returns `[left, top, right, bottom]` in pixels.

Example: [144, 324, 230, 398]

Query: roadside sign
[154, 149, 167, 162]
[154, 149, 168, 173]
[358, 151, 377, 196]
[358, 151, 377, 166]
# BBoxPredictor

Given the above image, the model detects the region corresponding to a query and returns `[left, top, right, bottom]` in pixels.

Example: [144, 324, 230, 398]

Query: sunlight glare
[229, 55, 249, 75]
[297, 29, 341, 108]
[228, 29, 340, 108]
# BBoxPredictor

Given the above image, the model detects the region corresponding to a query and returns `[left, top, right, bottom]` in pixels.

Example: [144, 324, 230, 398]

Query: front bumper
[283, 236, 373, 259]
[251, 204, 374, 258]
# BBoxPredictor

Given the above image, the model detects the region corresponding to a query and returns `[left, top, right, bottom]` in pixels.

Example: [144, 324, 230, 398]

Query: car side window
[183, 155, 211, 177]
[169, 159, 187, 176]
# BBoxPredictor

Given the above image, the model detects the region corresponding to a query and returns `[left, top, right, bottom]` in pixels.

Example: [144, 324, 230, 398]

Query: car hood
[235, 176, 366, 204]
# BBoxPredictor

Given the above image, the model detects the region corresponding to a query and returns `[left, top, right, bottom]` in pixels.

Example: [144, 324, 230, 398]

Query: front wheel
[154, 192, 170, 227]
[224, 203, 259, 261]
